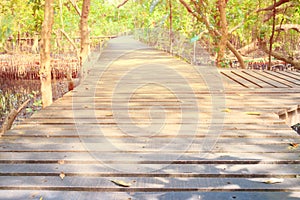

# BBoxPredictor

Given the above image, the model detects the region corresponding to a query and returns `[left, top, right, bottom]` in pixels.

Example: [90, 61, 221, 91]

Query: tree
[40, 0, 54, 107]
[80, 0, 91, 65]
[256, 0, 300, 69]
[216, 0, 228, 67]
[178, 0, 246, 68]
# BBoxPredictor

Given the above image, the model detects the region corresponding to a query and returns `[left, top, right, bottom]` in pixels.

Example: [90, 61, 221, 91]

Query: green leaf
[26, 108, 33, 113]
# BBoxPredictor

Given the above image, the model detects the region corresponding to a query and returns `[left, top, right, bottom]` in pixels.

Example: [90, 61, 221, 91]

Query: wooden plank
[231, 70, 269, 88]
[1, 163, 299, 175]
[242, 71, 290, 88]
[0, 191, 298, 200]
[278, 71, 300, 82]
[220, 70, 260, 88]
[11, 123, 292, 131]
[254, 71, 293, 88]
[265, 71, 300, 86]
[46, 96, 300, 105]
[1, 134, 298, 146]
[29, 110, 282, 121]
[1, 142, 299, 153]
[1, 176, 300, 190]
[286, 70, 300, 78]
[0, 152, 299, 162]
[4, 128, 298, 138]
[221, 75, 245, 89]
[18, 118, 286, 125]
[261, 71, 298, 87]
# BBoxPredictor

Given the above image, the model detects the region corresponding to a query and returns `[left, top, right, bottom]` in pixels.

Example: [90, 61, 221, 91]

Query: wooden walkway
[1, 36, 300, 200]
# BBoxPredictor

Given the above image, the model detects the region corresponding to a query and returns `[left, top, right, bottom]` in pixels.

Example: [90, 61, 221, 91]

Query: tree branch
[69, 0, 81, 16]
[237, 41, 259, 56]
[257, 0, 290, 12]
[229, 21, 244, 34]
[0, 99, 30, 137]
[259, 40, 300, 69]
[178, 0, 199, 19]
[60, 29, 80, 59]
[276, 24, 300, 32]
[117, 0, 130, 8]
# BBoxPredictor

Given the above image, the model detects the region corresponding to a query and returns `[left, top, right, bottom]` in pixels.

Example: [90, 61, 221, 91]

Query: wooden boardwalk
[1, 36, 300, 200]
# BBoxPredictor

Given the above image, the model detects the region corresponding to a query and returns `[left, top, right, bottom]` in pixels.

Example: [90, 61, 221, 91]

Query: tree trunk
[216, 0, 228, 67]
[40, 0, 54, 108]
[168, 0, 173, 53]
[268, 0, 277, 70]
[80, 0, 91, 66]
[226, 41, 247, 69]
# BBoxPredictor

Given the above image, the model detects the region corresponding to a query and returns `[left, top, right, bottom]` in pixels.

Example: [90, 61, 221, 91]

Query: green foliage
[0, 0, 299, 60]
[150, 0, 161, 13]
[28, 0, 44, 33]
[0, 16, 13, 46]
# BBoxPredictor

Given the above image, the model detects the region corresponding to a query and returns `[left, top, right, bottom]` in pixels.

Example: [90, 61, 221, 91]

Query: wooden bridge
[1, 36, 300, 200]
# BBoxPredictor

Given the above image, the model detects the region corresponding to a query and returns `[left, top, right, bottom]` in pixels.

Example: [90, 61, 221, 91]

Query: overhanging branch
[117, 0, 130, 8]
[257, 0, 290, 12]
[69, 0, 81, 16]
[259, 40, 300, 69]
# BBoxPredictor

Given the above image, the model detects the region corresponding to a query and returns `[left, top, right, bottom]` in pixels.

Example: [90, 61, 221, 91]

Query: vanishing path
[1, 36, 300, 200]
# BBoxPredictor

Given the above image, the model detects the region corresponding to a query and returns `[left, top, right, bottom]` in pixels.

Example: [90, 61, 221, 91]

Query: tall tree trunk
[216, 0, 228, 67]
[168, 0, 173, 53]
[268, 0, 277, 70]
[80, 0, 91, 66]
[40, 0, 54, 108]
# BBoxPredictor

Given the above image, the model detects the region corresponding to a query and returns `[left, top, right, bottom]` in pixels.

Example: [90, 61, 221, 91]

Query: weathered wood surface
[0, 36, 300, 200]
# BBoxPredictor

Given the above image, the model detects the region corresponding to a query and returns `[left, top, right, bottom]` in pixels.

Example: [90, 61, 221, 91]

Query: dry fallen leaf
[111, 180, 131, 187]
[263, 178, 284, 184]
[245, 112, 261, 116]
[59, 172, 65, 180]
[290, 143, 299, 148]
[58, 160, 65, 165]
[288, 143, 299, 150]
[221, 108, 231, 113]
